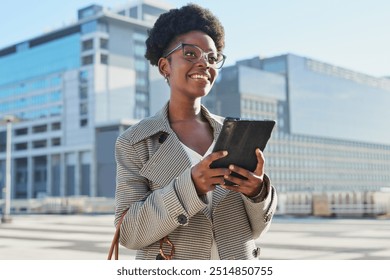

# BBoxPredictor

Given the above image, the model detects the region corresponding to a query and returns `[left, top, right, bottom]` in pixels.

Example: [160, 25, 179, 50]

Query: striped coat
[114, 103, 277, 260]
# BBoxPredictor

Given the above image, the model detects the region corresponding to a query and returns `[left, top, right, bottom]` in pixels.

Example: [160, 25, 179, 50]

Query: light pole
[1, 115, 16, 224]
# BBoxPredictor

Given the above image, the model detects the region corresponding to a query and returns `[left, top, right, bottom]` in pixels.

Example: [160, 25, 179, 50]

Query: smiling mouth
[189, 74, 210, 82]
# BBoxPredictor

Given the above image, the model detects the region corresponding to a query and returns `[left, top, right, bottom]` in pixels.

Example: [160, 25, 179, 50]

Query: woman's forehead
[170, 31, 217, 50]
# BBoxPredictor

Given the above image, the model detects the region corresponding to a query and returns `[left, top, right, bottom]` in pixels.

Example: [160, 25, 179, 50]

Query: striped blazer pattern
[114, 103, 277, 260]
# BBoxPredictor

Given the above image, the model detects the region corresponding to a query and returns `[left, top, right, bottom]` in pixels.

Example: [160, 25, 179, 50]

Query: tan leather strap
[107, 209, 175, 260]
[159, 236, 175, 260]
[107, 209, 128, 260]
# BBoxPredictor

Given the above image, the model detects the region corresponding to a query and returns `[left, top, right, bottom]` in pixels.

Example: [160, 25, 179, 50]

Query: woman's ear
[158, 57, 170, 85]
[158, 57, 170, 78]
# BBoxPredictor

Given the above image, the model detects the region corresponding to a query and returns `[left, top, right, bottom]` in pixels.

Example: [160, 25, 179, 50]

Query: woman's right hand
[191, 151, 230, 195]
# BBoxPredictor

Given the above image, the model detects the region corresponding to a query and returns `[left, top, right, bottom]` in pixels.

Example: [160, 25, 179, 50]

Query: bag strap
[107, 209, 129, 260]
[107, 209, 175, 260]
[158, 236, 175, 260]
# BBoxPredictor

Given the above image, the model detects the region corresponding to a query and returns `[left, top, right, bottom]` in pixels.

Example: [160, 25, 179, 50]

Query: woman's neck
[167, 98, 213, 156]
[168, 98, 203, 123]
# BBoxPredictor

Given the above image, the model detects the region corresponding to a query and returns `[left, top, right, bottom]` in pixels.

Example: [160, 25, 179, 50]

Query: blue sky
[1, 0, 389, 77]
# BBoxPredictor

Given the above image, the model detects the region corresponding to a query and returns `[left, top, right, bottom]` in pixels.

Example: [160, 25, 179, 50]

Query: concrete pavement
[0, 215, 389, 260]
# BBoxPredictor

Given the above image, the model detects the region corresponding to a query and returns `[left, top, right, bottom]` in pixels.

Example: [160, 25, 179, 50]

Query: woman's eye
[208, 55, 218, 64]
[208, 56, 218, 63]
[184, 51, 197, 58]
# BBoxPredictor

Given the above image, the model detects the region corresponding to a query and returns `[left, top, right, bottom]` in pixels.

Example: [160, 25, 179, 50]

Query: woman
[115, 4, 277, 260]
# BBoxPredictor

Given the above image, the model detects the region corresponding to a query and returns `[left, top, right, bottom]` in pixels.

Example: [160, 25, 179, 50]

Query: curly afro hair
[145, 3, 225, 66]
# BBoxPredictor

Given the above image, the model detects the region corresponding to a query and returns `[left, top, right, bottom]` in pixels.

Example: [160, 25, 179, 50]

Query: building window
[80, 103, 88, 115]
[15, 142, 28, 151]
[135, 92, 147, 102]
[34, 170, 44, 183]
[51, 138, 61, 146]
[15, 127, 28, 136]
[135, 60, 147, 72]
[136, 76, 147, 87]
[79, 85, 88, 99]
[33, 140, 47, 149]
[51, 122, 61, 131]
[49, 106, 62, 116]
[50, 76, 62, 86]
[82, 55, 94, 65]
[134, 44, 145, 56]
[82, 39, 93, 51]
[130, 7, 138, 19]
[79, 70, 88, 83]
[100, 38, 108, 49]
[134, 107, 148, 119]
[16, 171, 27, 184]
[0, 132, 5, 152]
[100, 54, 108, 64]
[98, 20, 108, 33]
[32, 124, 47, 133]
[50, 91, 62, 102]
[133, 32, 147, 42]
[80, 118, 88, 127]
[81, 20, 97, 34]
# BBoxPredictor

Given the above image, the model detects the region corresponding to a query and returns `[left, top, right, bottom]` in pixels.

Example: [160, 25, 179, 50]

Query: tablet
[210, 118, 276, 183]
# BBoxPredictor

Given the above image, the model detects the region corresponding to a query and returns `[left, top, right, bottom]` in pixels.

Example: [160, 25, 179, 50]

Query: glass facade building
[0, 1, 170, 199]
[205, 54, 390, 193]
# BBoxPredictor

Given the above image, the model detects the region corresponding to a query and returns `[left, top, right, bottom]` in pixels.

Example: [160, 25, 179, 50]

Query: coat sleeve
[241, 174, 278, 239]
[114, 135, 207, 250]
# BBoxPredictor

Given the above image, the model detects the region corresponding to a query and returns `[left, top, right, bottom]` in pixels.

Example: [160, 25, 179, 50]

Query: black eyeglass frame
[163, 43, 226, 69]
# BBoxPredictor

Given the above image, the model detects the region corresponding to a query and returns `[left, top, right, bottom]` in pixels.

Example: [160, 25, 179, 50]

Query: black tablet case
[210, 118, 276, 176]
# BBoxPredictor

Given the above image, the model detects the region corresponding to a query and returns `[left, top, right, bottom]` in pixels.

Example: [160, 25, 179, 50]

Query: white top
[180, 141, 220, 260]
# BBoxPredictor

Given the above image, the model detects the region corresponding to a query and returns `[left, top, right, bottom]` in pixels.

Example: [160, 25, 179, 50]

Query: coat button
[158, 133, 168, 143]
[264, 212, 272, 223]
[252, 248, 260, 258]
[177, 214, 187, 225]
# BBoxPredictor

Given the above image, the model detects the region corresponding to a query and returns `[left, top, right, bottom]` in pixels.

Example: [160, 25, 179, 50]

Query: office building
[0, 0, 171, 199]
[205, 54, 390, 194]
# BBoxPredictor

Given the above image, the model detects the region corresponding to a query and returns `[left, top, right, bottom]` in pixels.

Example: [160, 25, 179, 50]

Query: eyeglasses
[163, 43, 226, 69]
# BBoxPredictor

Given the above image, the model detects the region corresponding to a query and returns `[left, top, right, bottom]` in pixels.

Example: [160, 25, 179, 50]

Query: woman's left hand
[221, 148, 265, 197]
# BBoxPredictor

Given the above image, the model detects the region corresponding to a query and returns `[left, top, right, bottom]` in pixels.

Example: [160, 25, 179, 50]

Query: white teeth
[191, 74, 208, 79]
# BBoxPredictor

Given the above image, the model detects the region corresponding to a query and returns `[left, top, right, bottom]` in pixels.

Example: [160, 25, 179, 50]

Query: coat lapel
[139, 132, 191, 187]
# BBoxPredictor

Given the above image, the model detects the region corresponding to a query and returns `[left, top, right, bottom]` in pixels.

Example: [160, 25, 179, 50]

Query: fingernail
[229, 165, 234, 170]
[223, 151, 228, 156]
